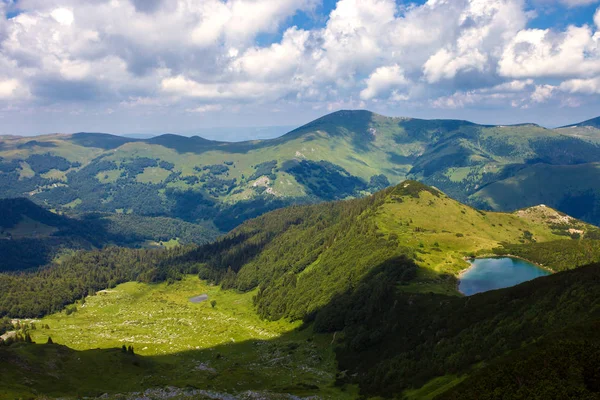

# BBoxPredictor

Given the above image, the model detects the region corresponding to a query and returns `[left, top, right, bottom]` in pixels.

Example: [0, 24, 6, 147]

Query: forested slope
[3, 110, 600, 230]
[1, 182, 600, 398]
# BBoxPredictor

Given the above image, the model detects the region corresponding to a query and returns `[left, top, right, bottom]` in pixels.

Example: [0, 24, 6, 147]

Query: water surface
[459, 257, 550, 296]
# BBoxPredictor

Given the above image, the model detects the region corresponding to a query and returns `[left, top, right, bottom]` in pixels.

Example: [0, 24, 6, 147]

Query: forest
[1, 181, 600, 399]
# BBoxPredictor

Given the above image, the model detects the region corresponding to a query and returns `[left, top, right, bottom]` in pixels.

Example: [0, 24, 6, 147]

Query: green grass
[7, 276, 357, 399]
[376, 189, 582, 279]
[403, 374, 467, 400]
[31, 276, 297, 354]
[136, 166, 172, 184]
[96, 169, 121, 183]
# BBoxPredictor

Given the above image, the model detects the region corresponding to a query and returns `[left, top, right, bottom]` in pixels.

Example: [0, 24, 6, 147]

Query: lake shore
[457, 255, 553, 296]
[461, 254, 555, 275]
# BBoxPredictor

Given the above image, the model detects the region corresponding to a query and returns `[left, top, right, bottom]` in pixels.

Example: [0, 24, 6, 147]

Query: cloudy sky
[2, 0, 600, 138]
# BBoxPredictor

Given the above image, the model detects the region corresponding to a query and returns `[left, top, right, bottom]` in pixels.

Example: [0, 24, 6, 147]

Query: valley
[2, 110, 600, 244]
[1, 277, 349, 399]
[2, 181, 600, 399]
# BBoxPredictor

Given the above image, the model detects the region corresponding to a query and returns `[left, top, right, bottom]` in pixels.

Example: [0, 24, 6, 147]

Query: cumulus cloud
[360, 65, 409, 100]
[1, 0, 600, 131]
[186, 104, 224, 113]
[499, 26, 600, 78]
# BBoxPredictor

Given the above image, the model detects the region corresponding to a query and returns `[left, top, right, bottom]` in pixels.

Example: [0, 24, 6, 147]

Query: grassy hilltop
[1, 182, 600, 399]
[2, 110, 600, 236]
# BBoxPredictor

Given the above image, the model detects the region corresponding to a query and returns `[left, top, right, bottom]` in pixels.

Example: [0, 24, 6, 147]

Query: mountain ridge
[2, 110, 600, 233]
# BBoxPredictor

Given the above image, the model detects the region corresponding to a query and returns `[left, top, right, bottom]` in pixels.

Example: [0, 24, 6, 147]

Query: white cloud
[499, 26, 600, 78]
[50, 8, 74, 26]
[559, 77, 600, 94]
[531, 84, 555, 102]
[0, 79, 20, 98]
[160, 75, 289, 100]
[360, 65, 408, 100]
[1, 0, 600, 128]
[232, 27, 310, 80]
[186, 104, 224, 113]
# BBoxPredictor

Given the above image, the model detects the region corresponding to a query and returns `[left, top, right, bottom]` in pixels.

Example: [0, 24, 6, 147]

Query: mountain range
[2, 110, 600, 237]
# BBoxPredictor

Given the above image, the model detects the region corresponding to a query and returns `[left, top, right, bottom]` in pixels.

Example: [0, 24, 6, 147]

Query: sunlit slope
[2, 182, 600, 399]
[189, 181, 596, 320]
[3, 110, 600, 229]
[1, 277, 350, 400]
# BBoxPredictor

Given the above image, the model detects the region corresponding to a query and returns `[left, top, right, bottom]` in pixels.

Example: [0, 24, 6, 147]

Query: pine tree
[47, 336, 53, 344]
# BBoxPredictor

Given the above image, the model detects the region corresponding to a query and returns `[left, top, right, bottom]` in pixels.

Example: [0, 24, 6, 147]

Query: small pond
[459, 257, 551, 296]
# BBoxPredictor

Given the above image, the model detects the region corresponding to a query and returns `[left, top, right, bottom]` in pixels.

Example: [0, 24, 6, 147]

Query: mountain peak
[560, 116, 600, 129]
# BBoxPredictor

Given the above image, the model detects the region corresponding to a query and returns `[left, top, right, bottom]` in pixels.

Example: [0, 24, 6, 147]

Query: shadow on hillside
[0, 256, 416, 398]
[3, 262, 600, 399]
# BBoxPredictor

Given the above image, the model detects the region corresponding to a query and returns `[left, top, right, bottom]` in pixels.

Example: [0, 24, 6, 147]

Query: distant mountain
[560, 115, 600, 129]
[1, 110, 600, 230]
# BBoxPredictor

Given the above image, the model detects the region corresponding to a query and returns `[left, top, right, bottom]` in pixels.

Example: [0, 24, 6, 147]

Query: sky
[2, 0, 600, 138]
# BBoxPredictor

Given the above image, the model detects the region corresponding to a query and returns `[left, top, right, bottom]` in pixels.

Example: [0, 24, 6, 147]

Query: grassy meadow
[6, 276, 357, 399]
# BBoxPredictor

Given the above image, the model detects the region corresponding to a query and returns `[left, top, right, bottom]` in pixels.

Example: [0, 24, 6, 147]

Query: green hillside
[1, 182, 600, 398]
[470, 163, 600, 223]
[2, 110, 600, 232]
[0, 198, 218, 272]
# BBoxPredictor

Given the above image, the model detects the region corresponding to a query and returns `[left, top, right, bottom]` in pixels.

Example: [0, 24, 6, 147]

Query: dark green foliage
[249, 160, 277, 180]
[0, 245, 196, 318]
[335, 263, 600, 397]
[17, 140, 57, 150]
[388, 180, 442, 199]
[0, 197, 70, 229]
[493, 239, 600, 271]
[529, 137, 600, 165]
[158, 161, 174, 170]
[439, 322, 600, 400]
[98, 214, 218, 245]
[121, 158, 158, 176]
[0, 238, 79, 272]
[284, 160, 367, 200]
[0, 317, 11, 336]
[0, 198, 217, 272]
[69, 132, 138, 150]
[312, 256, 416, 334]
[26, 153, 74, 174]
[197, 164, 229, 175]
[200, 176, 237, 197]
[189, 185, 415, 321]
[558, 190, 598, 221]
[0, 158, 21, 173]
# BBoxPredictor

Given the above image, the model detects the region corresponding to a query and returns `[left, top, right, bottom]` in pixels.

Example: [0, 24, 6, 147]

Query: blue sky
[1, 0, 600, 138]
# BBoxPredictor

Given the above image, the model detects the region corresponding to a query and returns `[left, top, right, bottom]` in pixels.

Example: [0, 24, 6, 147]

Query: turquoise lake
[459, 257, 551, 296]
